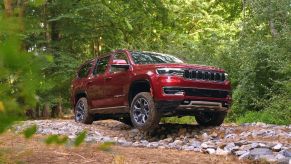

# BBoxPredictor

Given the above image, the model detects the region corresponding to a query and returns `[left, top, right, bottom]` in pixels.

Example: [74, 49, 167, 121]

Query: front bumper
[152, 76, 231, 112]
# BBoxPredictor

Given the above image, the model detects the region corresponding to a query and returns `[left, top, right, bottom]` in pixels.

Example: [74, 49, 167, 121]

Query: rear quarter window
[78, 62, 93, 78]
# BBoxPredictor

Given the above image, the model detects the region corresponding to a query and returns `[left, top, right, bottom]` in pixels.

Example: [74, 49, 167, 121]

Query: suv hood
[134, 63, 225, 72]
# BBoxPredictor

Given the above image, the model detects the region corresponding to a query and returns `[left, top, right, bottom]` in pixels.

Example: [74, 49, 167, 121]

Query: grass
[237, 109, 291, 125]
[161, 116, 196, 124]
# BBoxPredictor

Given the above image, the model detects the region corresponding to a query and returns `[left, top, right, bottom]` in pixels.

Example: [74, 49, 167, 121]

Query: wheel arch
[128, 79, 153, 105]
[74, 91, 88, 108]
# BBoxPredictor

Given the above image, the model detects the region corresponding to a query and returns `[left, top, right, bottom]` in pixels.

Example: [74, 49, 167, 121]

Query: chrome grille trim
[184, 70, 226, 82]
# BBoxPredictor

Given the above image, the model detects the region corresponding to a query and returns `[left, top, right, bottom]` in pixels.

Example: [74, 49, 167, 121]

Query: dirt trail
[0, 133, 245, 164]
[10, 119, 291, 163]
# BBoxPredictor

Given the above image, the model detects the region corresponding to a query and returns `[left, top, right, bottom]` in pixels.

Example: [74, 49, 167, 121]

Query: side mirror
[111, 59, 130, 69]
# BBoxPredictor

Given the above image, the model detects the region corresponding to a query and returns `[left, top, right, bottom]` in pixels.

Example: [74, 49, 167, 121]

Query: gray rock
[140, 140, 149, 145]
[260, 155, 277, 162]
[239, 144, 252, 151]
[202, 133, 209, 140]
[258, 143, 267, 148]
[277, 158, 291, 164]
[147, 142, 159, 148]
[201, 142, 215, 149]
[256, 122, 266, 126]
[224, 142, 236, 152]
[225, 128, 234, 134]
[272, 143, 283, 151]
[132, 141, 141, 147]
[235, 140, 248, 146]
[206, 148, 216, 154]
[249, 148, 273, 160]
[238, 152, 250, 160]
[173, 139, 183, 146]
[120, 141, 132, 147]
[201, 142, 208, 149]
[224, 134, 237, 139]
[190, 140, 201, 148]
[182, 145, 195, 151]
[275, 153, 286, 160]
[163, 137, 173, 143]
[193, 148, 202, 152]
[251, 142, 259, 148]
[216, 148, 229, 155]
[283, 148, 291, 157]
[210, 132, 218, 138]
[234, 150, 249, 156]
[240, 131, 251, 138]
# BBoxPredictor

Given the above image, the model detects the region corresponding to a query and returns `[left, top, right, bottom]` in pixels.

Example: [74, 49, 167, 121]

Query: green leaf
[98, 142, 116, 151]
[44, 135, 68, 145]
[45, 135, 59, 145]
[56, 136, 68, 145]
[23, 125, 37, 139]
[74, 131, 86, 147]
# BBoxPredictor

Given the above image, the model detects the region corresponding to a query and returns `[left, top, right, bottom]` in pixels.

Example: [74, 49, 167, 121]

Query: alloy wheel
[132, 97, 150, 125]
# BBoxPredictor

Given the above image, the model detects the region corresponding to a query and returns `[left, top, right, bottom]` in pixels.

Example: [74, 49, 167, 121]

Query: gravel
[14, 119, 291, 163]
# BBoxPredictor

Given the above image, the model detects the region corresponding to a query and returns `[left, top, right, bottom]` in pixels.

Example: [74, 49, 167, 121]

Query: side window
[110, 53, 129, 73]
[78, 62, 92, 78]
[93, 56, 110, 75]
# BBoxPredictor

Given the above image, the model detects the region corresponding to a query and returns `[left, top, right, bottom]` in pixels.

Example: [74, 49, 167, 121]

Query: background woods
[0, 0, 290, 131]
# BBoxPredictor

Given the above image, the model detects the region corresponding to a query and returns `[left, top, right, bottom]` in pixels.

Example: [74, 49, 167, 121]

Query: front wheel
[130, 92, 160, 131]
[195, 111, 227, 126]
[74, 97, 94, 124]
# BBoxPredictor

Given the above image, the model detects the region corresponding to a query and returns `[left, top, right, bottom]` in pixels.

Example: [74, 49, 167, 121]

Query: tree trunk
[35, 103, 40, 118]
[42, 103, 50, 118]
[269, 19, 278, 37]
[26, 109, 35, 119]
[56, 102, 63, 118]
[44, 1, 51, 49]
[3, 0, 13, 17]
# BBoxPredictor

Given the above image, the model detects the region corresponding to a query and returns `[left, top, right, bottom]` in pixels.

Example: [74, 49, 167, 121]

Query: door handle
[105, 76, 112, 80]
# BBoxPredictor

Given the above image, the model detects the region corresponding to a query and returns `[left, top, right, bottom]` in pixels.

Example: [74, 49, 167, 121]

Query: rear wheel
[74, 97, 94, 124]
[130, 92, 160, 131]
[195, 111, 227, 126]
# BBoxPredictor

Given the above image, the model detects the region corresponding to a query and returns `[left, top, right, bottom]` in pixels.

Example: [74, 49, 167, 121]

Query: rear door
[87, 56, 111, 109]
[72, 61, 93, 106]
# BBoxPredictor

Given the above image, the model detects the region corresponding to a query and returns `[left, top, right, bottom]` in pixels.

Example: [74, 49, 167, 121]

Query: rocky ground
[14, 119, 291, 163]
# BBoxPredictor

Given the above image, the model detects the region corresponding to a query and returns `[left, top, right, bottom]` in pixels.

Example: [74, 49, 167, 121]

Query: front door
[102, 52, 131, 108]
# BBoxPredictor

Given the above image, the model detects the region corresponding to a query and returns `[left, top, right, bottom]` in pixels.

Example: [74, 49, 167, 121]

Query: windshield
[131, 51, 184, 64]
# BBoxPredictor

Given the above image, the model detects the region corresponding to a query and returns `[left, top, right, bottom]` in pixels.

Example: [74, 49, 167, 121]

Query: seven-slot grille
[184, 70, 226, 82]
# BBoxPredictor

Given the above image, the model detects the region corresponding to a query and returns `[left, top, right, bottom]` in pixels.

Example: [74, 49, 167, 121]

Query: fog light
[164, 88, 185, 95]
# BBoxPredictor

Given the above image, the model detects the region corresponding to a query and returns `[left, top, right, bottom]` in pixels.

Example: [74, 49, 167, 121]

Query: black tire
[195, 111, 227, 126]
[130, 92, 160, 131]
[74, 97, 94, 124]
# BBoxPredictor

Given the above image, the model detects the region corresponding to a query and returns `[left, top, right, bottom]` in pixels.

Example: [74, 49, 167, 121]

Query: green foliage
[45, 134, 68, 145]
[23, 125, 37, 139]
[225, 0, 291, 124]
[236, 95, 291, 125]
[74, 131, 86, 147]
[0, 15, 46, 133]
[97, 142, 116, 152]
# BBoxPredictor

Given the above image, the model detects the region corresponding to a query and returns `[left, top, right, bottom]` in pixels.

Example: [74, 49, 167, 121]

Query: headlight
[224, 73, 228, 80]
[156, 68, 184, 77]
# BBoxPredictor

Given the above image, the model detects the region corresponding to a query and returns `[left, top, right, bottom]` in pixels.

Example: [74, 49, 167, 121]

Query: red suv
[71, 50, 231, 131]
